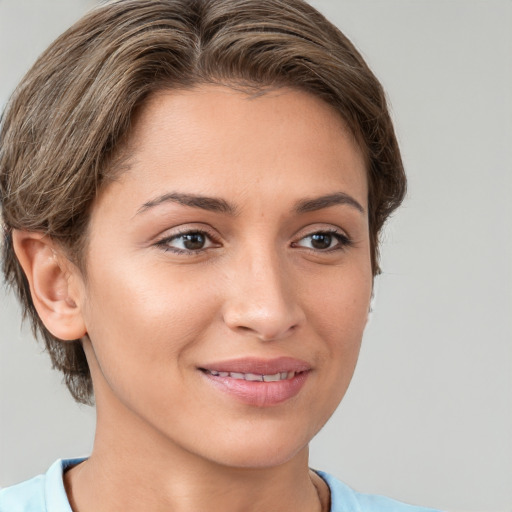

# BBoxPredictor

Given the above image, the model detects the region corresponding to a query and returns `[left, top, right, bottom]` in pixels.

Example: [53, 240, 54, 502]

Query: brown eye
[182, 232, 206, 250]
[310, 233, 332, 250]
[294, 230, 351, 252]
[157, 230, 217, 253]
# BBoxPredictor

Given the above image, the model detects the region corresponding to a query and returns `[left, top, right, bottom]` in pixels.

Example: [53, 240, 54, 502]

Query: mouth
[201, 369, 301, 382]
[198, 357, 311, 407]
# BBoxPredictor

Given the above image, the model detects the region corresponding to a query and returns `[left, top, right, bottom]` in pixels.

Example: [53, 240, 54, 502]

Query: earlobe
[12, 230, 87, 341]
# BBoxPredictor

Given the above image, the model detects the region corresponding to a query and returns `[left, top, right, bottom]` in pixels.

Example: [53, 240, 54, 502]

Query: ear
[367, 277, 378, 325]
[12, 230, 87, 341]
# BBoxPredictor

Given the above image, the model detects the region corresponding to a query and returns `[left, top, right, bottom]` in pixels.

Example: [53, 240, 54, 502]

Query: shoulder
[316, 471, 443, 512]
[0, 459, 84, 512]
[0, 474, 46, 512]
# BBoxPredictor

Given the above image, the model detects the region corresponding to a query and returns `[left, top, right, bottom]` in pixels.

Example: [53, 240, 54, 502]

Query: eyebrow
[136, 190, 365, 216]
[137, 192, 238, 216]
[294, 192, 365, 214]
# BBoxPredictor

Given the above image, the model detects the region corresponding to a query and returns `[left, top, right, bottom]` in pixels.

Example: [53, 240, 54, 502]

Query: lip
[200, 356, 311, 374]
[199, 357, 311, 407]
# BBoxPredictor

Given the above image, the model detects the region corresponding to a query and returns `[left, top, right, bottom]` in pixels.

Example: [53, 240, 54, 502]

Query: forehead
[97, 85, 368, 217]
[133, 85, 362, 155]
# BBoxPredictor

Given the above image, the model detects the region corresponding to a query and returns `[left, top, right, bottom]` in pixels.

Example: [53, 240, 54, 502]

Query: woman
[0, 0, 441, 510]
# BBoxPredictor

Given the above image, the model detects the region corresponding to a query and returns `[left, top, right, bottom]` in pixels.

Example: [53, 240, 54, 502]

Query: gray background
[1, 1, 511, 511]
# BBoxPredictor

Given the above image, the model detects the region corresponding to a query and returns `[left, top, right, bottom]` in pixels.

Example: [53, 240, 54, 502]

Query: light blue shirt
[0, 459, 442, 511]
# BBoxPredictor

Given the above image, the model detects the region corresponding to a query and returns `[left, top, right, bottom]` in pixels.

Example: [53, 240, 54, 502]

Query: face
[77, 86, 372, 468]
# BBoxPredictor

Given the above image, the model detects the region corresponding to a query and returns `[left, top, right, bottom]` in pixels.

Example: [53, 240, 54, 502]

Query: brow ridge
[137, 192, 237, 215]
[294, 192, 365, 214]
[137, 191, 364, 217]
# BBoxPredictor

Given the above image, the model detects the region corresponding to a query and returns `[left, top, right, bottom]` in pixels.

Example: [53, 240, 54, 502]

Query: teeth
[206, 370, 298, 381]
[245, 373, 264, 381]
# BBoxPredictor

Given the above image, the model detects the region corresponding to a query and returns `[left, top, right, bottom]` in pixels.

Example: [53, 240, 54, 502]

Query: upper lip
[199, 357, 311, 375]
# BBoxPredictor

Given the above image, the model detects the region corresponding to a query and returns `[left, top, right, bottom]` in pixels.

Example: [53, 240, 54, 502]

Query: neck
[65, 393, 327, 512]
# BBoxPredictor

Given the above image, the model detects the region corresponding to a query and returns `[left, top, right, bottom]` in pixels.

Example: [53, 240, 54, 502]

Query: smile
[203, 370, 299, 381]
[199, 357, 311, 407]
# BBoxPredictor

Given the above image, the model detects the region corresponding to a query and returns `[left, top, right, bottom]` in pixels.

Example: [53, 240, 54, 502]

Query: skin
[14, 86, 372, 512]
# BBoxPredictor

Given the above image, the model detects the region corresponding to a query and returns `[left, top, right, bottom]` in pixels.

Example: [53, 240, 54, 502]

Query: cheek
[304, 262, 372, 345]
[303, 259, 372, 410]
[81, 257, 220, 383]
[294, 263, 372, 436]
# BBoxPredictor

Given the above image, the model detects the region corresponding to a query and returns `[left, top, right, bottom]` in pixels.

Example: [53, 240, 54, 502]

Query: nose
[222, 248, 305, 342]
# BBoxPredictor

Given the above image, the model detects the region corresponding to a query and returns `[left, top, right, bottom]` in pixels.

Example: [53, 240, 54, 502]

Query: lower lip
[201, 371, 310, 407]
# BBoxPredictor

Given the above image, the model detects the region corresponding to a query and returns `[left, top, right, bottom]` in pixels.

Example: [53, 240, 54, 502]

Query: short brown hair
[0, 0, 406, 404]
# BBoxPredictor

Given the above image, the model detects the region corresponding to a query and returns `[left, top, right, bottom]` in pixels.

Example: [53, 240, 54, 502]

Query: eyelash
[155, 228, 353, 256]
[155, 228, 219, 255]
[292, 229, 353, 253]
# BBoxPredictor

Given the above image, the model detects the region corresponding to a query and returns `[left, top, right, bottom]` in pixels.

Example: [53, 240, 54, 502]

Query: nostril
[221, 280, 305, 341]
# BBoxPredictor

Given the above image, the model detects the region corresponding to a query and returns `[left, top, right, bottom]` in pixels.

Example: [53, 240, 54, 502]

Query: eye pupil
[183, 233, 205, 250]
[311, 233, 332, 249]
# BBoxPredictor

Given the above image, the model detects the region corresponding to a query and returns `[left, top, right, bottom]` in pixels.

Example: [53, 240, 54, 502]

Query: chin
[189, 421, 317, 470]
[210, 442, 308, 470]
